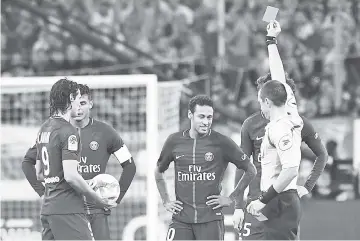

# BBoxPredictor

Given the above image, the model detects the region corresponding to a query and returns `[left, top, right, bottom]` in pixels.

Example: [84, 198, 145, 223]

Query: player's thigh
[47, 214, 94, 240]
[241, 212, 265, 240]
[89, 213, 111, 240]
[167, 220, 194, 240]
[193, 220, 225, 241]
[40, 215, 55, 240]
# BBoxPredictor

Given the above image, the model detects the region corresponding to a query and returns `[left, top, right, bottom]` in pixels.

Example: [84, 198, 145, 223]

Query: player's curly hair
[256, 72, 296, 94]
[49, 78, 78, 116]
[78, 84, 92, 100]
[188, 95, 213, 113]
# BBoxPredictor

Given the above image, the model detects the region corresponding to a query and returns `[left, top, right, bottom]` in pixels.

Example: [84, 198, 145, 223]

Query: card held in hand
[262, 6, 279, 23]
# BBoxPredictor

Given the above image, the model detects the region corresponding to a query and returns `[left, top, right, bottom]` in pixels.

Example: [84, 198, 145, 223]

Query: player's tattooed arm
[116, 157, 136, 204]
[222, 136, 256, 204]
[154, 135, 173, 204]
[155, 134, 183, 214]
[110, 130, 137, 204]
[302, 118, 328, 192]
[234, 120, 253, 209]
[22, 145, 45, 197]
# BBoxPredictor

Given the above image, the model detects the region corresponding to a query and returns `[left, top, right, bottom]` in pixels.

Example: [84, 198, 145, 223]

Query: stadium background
[1, 0, 360, 240]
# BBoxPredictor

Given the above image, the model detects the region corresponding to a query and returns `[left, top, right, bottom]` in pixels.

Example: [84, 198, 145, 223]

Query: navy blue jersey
[36, 117, 83, 215]
[158, 129, 250, 224]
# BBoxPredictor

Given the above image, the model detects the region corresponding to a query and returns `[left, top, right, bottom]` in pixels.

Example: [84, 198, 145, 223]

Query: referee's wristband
[266, 36, 277, 46]
[258, 185, 278, 204]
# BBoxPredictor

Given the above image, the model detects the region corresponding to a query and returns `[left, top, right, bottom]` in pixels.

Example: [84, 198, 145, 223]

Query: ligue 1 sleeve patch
[278, 134, 293, 151]
[68, 135, 78, 151]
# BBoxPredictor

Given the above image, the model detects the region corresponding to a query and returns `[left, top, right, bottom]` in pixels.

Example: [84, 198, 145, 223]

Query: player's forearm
[267, 43, 286, 84]
[230, 162, 256, 207]
[65, 173, 101, 202]
[304, 153, 328, 192]
[233, 169, 246, 209]
[154, 168, 171, 204]
[22, 160, 45, 197]
[273, 166, 298, 192]
[117, 160, 136, 203]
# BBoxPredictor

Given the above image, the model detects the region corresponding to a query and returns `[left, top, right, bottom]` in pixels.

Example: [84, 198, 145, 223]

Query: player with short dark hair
[23, 83, 136, 240]
[34, 78, 113, 240]
[155, 95, 257, 240]
[233, 72, 328, 240]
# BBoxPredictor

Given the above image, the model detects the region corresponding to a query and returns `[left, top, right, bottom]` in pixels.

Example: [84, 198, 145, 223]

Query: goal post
[0, 75, 181, 241]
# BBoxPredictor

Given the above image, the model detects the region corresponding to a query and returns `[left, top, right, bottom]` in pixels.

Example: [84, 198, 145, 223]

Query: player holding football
[233, 72, 328, 239]
[33, 78, 112, 240]
[243, 20, 311, 240]
[155, 95, 257, 240]
[23, 84, 136, 240]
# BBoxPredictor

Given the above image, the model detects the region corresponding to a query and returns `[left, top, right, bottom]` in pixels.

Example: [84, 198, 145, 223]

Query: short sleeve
[106, 125, 124, 154]
[157, 134, 176, 173]
[24, 144, 37, 165]
[221, 135, 250, 170]
[240, 120, 253, 157]
[60, 126, 80, 161]
[270, 124, 301, 169]
[301, 116, 320, 143]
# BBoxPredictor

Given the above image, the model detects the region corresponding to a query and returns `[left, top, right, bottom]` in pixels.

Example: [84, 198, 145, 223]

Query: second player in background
[22, 84, 137, 240]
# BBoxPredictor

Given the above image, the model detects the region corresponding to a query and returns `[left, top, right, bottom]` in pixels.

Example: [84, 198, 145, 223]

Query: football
[91, 174, 120, 202]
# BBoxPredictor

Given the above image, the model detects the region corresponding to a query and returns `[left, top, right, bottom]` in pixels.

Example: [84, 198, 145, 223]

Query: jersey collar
[183, 129, 212, 139]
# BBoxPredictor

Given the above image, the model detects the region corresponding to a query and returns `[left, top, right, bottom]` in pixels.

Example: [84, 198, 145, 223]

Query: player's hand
[206, 195, 233, 209]
[232, 209, 245, 232]
[88, 179, 97, 189]
[266, 20, 281, 37]
[246, 199, 265, 216]
[164, 200, 183, 215]
[103, 200, 117, 211]
[297, 185, 309, 198]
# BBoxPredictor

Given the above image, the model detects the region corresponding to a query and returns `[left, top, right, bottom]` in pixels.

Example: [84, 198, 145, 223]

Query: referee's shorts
[262, 189, 301, 240]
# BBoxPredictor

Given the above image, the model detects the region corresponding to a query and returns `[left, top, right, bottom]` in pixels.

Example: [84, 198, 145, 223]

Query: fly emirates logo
[77, 157, 101, 173]
[177, 165, 215, 181]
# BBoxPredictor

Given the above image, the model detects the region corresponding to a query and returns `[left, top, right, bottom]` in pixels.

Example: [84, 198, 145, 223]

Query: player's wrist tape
[266, 36, 277, 46]
[258, 185, 278, 204]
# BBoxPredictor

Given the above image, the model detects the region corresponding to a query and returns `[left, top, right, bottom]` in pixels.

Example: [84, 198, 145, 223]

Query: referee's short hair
[259, 80, 287, 107]
[188, 95, 213, 113]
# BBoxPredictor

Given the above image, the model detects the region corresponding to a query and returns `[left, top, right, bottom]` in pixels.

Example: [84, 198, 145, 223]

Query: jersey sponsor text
[177, 165, 216, 181]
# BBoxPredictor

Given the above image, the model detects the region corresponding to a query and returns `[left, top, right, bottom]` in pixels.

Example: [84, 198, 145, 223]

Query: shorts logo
[68, 135, 78, 151]
[204, 152, 214, 162]
[89, 141, 99, 151]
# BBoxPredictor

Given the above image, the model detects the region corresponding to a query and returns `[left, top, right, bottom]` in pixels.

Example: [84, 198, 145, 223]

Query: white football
[91, 174, 120, 202]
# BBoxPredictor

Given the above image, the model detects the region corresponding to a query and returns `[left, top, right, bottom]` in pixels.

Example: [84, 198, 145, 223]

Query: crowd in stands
[1, 0, 360, 126]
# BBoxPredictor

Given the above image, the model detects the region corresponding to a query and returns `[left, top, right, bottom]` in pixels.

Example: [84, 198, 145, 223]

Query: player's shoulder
[243, 111, 264, 128]
[270, 117, 294, 133]
[168, 131, 185, 141]
[209, 130, 234, 145]
[41, 117, 76, 133]
[300, 115, 313, 128]
[92, 119, 115, 131]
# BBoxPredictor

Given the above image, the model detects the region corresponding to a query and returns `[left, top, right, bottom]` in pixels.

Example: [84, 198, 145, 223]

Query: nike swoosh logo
[256, 136, 264, 141]
[175, 155, 185, 160]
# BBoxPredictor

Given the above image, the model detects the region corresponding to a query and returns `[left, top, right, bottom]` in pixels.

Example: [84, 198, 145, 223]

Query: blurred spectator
[1, 0, 360, 119]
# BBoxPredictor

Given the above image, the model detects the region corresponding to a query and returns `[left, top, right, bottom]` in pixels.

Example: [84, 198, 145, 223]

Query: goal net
[0, 75, 182, 241]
